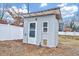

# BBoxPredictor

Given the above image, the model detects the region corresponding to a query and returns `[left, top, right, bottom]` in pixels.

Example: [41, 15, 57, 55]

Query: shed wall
[23, 15, 59, 47]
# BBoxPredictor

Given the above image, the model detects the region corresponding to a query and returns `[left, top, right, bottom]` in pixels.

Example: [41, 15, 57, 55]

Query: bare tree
[7, 5, 24, 26]
[0, 3, 8, 20]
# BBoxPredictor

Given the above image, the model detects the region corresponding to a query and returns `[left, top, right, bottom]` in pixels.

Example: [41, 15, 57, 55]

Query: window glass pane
[30, 23, 35, 29]
[43, 22, 48, 32]
[43, 22, 47, 27]
[29, 23, 36, 37]
[43, 28, 47, 32]
[29, 31, 35, 37]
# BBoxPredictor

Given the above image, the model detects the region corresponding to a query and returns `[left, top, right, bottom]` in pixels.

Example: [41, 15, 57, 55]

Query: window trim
[28, 21, 37, 38]
[42, 21, 49, 33]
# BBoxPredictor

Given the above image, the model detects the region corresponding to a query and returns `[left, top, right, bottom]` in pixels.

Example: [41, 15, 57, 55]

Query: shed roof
[24, 7, 62, 20]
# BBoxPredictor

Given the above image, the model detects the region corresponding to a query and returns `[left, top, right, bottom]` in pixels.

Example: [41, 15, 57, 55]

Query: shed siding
[23, 19, 28, 43]
[55, 18, 59, 46]
[48, 15, 56, 47]
[37, 15, 56, 47]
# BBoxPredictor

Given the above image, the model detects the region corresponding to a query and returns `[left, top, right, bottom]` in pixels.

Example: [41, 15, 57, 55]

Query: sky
[0, 3, 79, 23]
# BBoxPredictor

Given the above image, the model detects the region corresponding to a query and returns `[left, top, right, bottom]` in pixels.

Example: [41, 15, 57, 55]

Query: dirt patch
[0, 40, 79, 56]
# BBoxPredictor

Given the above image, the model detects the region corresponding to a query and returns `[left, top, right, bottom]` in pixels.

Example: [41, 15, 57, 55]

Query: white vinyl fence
[59, 32, 79, 36]
[0, 24, 23, 41]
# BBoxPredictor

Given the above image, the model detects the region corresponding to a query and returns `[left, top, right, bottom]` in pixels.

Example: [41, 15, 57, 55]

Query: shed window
[43, 22, 47, 27]
[29, 23, 36, 37]
[43, 22, 48, 32]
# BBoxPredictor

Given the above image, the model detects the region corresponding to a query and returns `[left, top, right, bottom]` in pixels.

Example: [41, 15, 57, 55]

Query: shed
[23, 7, 61, 47]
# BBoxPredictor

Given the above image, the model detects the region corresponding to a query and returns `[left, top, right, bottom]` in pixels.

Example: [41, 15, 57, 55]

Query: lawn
[59, 35, 79, 48]
[0, 36, 79, 56]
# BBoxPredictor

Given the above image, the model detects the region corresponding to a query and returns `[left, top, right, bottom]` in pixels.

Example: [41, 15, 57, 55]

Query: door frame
[28, 21, 37, 44]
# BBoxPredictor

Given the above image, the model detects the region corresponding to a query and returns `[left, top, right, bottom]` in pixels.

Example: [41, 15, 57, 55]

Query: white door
[28, 21, 37, 44]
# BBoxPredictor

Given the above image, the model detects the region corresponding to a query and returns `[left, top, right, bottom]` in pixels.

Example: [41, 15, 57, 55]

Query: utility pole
[26, 3, 29, 44]
[27, 3, 29, 14]
[0, 3, 5, 20]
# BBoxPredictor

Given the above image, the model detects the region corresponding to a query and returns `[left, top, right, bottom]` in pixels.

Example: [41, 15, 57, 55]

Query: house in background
[23, 8, 61, 48]
[59, 20, 64, 31]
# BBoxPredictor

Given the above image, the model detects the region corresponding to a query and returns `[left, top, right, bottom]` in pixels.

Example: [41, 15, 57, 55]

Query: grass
[59, 35, 79, 48]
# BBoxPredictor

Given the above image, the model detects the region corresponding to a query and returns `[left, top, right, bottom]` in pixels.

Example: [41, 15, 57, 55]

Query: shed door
[28, 21, 37, 44]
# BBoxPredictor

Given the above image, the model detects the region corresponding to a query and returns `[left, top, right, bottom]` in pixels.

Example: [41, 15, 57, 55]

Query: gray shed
[23, 8, 61, 48]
